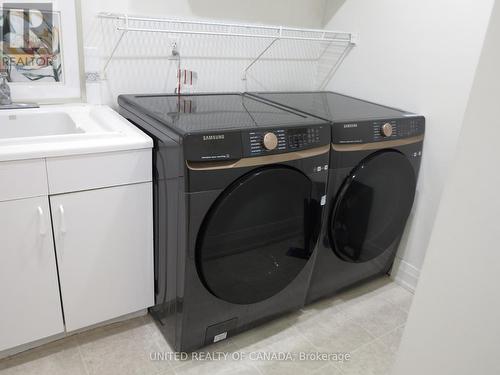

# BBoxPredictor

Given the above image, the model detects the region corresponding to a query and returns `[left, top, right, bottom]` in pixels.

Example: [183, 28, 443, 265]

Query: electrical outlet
[168, 36, 180, 57]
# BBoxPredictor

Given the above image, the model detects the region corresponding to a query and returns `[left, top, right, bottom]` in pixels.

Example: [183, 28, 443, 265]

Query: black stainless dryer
[248, 91, 425, 303]
[118, 93, 330, 351]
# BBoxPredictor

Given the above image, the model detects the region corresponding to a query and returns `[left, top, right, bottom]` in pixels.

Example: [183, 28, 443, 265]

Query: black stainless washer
[248, 91, 425, 303]
[118, 93, 330, 351]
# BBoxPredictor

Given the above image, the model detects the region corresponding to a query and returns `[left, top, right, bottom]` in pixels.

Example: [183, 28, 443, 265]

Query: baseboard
[0, 309, 148, 360]
[390, 256, 420, 292]
[67, 308, 148, 335]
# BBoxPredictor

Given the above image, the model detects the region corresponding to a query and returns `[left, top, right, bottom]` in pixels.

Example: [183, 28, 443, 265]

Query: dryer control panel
[332, 116, 425, 145]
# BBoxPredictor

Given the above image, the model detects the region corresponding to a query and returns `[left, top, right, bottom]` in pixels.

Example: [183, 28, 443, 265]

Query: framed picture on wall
[0, 0, 81, 101]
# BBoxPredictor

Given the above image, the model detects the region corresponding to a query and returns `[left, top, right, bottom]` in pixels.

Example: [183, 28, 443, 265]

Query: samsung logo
[203, 135, 225, 141]
[343, 123, 358, 128]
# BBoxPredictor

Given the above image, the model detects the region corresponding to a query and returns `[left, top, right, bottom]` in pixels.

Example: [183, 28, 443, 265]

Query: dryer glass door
[330, 150, 416, 263]
[196, 166, 318, 305]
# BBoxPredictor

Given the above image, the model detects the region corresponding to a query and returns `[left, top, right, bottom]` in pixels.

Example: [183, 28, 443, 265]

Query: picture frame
[0, 0, 82, 102]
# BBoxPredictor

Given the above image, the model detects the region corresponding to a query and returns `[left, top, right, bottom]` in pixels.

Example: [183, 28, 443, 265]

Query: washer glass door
[330, 150, 416, 263]
[196, 166, 317, 305]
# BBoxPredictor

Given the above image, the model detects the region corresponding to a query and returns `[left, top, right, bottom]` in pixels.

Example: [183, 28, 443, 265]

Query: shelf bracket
[318, 41, 355, 90]
[242, 27, 282, 90]
[101, 15, 129, 78]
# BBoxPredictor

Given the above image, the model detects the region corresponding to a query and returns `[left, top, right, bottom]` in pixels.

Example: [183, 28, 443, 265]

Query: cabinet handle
[37, 206, 46, 236]
[59, 205, 67, 234]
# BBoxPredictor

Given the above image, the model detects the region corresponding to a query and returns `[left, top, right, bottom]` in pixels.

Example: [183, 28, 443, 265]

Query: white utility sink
[0, 112, 84, 139]
[0, 104, 152, 162]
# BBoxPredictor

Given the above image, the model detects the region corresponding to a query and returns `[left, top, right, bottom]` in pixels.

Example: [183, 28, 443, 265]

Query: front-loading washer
[118, 93, 330, 351]
[248, 91, 425, 303]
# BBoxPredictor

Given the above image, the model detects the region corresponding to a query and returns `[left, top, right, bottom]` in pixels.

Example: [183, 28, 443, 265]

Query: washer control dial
[263, 132, 278, 150]
[381, 123, 393, 137]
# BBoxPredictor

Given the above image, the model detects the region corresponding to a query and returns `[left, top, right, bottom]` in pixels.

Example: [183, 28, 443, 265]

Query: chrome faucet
[0, 72, 39, 109]
[0, 72, 12, 105]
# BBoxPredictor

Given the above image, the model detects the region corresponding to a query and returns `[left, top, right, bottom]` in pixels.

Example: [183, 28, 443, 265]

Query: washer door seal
[196, 166, 317, 305]
[330, 150, 417, 263]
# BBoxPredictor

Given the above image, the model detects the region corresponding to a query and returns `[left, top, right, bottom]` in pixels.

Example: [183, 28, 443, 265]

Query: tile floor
[0, 276, 413, 375]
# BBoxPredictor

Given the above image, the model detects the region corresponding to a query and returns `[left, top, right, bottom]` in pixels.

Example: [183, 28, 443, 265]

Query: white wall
[323, 0, 494, 290]
[392, 2, 500, 373]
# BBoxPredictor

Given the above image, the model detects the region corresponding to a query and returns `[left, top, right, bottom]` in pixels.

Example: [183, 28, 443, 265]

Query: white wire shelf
[96, 12, 357, 92]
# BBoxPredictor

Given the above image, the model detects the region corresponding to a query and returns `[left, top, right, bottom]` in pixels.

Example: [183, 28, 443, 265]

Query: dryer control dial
[381, 123, 393, 137]
[263, 132, 278, 150]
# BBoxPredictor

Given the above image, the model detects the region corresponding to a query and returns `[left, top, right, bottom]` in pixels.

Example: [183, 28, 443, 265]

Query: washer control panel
[185, 125, 329, 162]
[243, 126, 328, 157]
[333, 116, 425, 145]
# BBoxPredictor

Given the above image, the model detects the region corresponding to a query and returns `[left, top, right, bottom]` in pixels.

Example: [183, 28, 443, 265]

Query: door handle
[59, 205, 67, 234]
[37, 206, 46, 236]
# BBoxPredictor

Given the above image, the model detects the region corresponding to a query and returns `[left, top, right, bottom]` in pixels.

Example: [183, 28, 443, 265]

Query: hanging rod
[98, 12, 355, 39]
[113, 25, 350, 43]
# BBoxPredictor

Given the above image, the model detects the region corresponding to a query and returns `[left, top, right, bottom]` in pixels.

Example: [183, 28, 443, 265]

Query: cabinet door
[50, 183, 154, 331]
[0, 197, 64, 351]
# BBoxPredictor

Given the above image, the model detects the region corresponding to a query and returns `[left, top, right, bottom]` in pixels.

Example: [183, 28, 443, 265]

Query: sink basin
[0, 112, 84, 139]
[0, 104, 152, 162]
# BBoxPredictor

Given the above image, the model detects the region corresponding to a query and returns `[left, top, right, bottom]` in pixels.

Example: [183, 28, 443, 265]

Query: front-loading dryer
[118, 93, 330, 351]
[248, 91, 425, 303]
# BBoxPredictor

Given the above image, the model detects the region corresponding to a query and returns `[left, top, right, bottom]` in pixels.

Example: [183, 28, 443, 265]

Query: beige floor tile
[376, 284, 414, 313]
[174, 358, 259, 375]
[252, 330, 330, 375]
[230, 314, 299, 353]
[310, 363, 343, 375]
[140, 315, 190, 356]
[0, 279, 412, 375]
[76, 316, 173, 375]
[295, 308, 374, 354]
[338, 340, 395, 375]
[0, 336, 86, 375]
[255, 359, 331, 375]
[141, 314, 174, 353]
[294, 303, 349, 329]
[166, 341, 242, 370]
[378, 325, 405, 354]
[340, 293, 408, 338]
[302, 321, 374, 355]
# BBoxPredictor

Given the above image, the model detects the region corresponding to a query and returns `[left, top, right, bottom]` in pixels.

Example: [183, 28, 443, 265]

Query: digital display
[288, 127, 320, 149]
